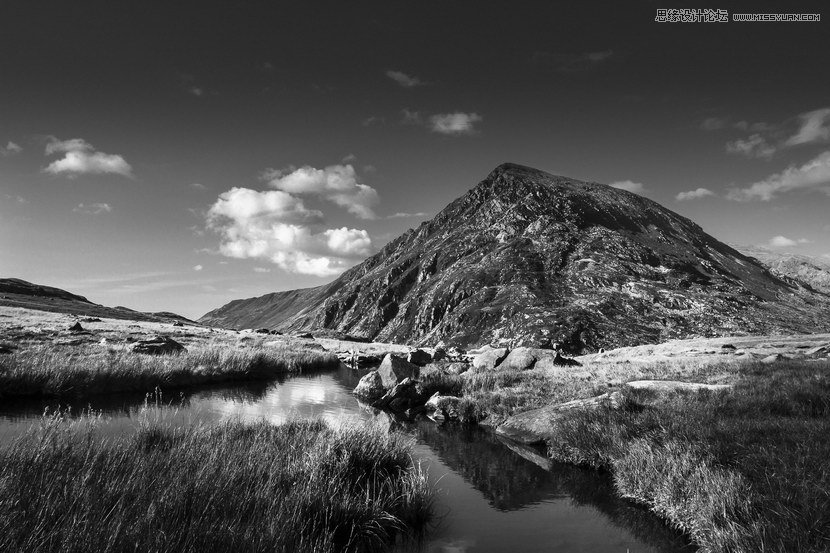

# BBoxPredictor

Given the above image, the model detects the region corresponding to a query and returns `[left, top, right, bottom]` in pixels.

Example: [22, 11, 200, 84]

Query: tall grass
[0, 414, 433, 553]
[545, 359, 830, 552]
[0, 343, 340, 399]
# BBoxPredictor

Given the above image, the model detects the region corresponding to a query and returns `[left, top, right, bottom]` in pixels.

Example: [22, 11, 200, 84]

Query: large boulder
[496, 392, 622, 444]
[407, 349, 432, 366]
[424, 392, 463, 422]
[374, 377, 426, 412]
[472, 348, 509, 370]
[131, 336, 186, 355]
[353, 370, 386, 403]
[446, 362, 470, 375]
[534, 352, 582, 369]
[377, 354, 419, 388]
[498, 347, 558, 371]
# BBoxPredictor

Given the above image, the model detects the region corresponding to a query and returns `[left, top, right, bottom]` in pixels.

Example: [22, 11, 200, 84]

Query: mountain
[200, 163, 830, 351]
[0, 278, 196, 324]
[734, 246, 830, 296]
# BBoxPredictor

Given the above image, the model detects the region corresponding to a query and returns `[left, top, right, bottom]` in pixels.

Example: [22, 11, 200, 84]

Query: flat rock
[624, 380, 732, 393]
[498, 347, 551, 371]
[472, 347, 509, 370]
[424, 392, 463, 421]
[377, 354, 419, 388]
[761, 353, 788, 364]
[805, 345, 830, 358]
[496, 392, 622, 444]
[131, 336, 186, 355]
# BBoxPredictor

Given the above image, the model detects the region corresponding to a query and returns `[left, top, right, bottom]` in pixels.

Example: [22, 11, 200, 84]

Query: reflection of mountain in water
[415, 423, 694, 552]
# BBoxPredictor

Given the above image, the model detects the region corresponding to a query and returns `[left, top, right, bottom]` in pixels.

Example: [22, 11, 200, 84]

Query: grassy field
[0, 415, 433, 553]
[0, 342, 340, 399]
[452, 356, 830, 552]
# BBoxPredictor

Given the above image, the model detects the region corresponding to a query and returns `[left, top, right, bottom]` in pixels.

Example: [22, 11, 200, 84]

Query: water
[0, 365, 694, 553]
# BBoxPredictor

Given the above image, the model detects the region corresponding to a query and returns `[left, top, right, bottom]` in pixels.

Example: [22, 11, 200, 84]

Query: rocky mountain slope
[734, 246, 830, 295]
[200, 163, 830, 351]
[0, 278, 195, 324]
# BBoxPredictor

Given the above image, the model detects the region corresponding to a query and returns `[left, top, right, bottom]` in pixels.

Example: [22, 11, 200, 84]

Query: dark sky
[1, 1, 828, 318]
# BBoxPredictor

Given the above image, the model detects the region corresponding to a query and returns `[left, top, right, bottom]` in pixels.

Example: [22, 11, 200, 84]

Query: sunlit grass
[0, 414, 433, 553]
[0, 343, 340, 398]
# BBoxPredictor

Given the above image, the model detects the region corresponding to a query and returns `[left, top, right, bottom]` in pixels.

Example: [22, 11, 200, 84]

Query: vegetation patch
[0, 415, 433, 553]
[0, 343, 340, 399]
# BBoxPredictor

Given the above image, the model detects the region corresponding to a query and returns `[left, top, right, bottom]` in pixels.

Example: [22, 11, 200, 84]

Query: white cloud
[676, 187, 715, 201]
[767, 235, 811, 249]
[189, 87, 205, 97]
[386, 70, 424, 88]
[428, 112, 482, 135]
[1, 141, 22, 156]
[700, 117, 726, 131]
[189, 182, 206, 190]
[387, 211, 429, 219]
[362, 116, 384, 127]
[401, 108, 422, 125]
[4, 194, 28, 204]
[609, 180, 646, 194]
[207, 186, 373, 277]
[73, 202, 112, 215]
[44, 137, 133, 178]
[193, 265, 203, 271]
[261, 164, 379, 219]
[532, 50, 614, 71]
[785, 108, 830, 146]
[253, 267, 271, 273]
[728, 150, 830, 201]
[726, 134, 776, 159]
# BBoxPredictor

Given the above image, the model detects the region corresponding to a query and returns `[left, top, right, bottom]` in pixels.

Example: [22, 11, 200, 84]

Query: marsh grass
[544, 359, 830, 552]
[0, 414, 433, 553]
[0, 343, 340, 399]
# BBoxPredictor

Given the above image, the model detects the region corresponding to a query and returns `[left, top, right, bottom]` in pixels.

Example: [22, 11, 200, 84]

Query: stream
[0, 364, 694, 552]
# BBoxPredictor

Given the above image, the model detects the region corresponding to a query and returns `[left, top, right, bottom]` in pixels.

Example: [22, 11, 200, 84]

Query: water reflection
[0, 365, 694, 552]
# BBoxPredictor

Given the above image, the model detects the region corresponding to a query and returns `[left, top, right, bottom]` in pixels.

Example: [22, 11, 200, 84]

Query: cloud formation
[193, 265, 203, 271]
[676, 187, 715, 201]
[73, 202, 112, 215]
[785, 108, 830, 146]
[208, 165, 377, 277]
[609, 180, 646, 194]
[428, 112, 482, 135]
[44, 137, 133, 178]
[387, 211, 429, 219]
[767, 235, 811, 248]
[261, 164, 379, 219]
[728, 150, 830, 201]
[1, 141, 22, 156]
[386, 70, 424, 88]
[726, 134, 776, 159]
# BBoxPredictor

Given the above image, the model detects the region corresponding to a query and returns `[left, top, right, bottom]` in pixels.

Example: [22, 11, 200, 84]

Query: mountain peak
[201, 164, 830, 350]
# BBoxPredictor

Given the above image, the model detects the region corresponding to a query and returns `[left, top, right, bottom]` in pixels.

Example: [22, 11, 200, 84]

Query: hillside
[0, 278, 196, 324]
[200, 163, 830, 351]
[735, 246, 830, 295]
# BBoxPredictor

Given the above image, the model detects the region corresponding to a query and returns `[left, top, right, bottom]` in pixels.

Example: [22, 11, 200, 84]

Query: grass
[0, 414, 433, 553]
[0, 343, 340, 399]
[542, 359, 830, 553]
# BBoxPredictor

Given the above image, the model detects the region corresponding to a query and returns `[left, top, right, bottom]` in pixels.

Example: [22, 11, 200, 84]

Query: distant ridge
[0, 278, 196, 324]
[200, 163, 830, 351]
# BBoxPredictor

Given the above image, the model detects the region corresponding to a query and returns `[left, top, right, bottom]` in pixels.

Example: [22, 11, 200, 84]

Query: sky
[1, 0, 828, 319]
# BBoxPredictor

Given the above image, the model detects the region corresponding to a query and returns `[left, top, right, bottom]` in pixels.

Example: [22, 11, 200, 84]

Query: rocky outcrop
[407, 349, 432, 366]
[200, 163, 830, 350]
[131, 336, 186, 355]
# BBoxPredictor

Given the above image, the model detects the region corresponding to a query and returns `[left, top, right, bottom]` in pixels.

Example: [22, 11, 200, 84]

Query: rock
[624, 380, 732, 393]
[353, 370, 386, 403]
[805, 345, 830, 359]
[432, 346, 447, 362]
[498, 347, 558, 371]
[255, 328, 270, 334]
[0, 343, 16, 354]
[533, 352, 582, 370]
[82, 317, 102, 323]
[446, 362, 470, 375]
[68, 322, 85, 332]
[293, 332, 314, 339]
[338, 351, 383, 367]
[269, 330, 283, 335]
[374, 377, 425, 411]
[407, 348, 432, 366]
[131, 335, 186, 355]
[761, 353, 787, 364]
[424, 392, 463, 422]
[720, 343, 736, 351]
[172, 321, 184, 327]
[472, 347, 509, 370]
[377, 354, 419, 388]
[496, 392, 622, 444]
